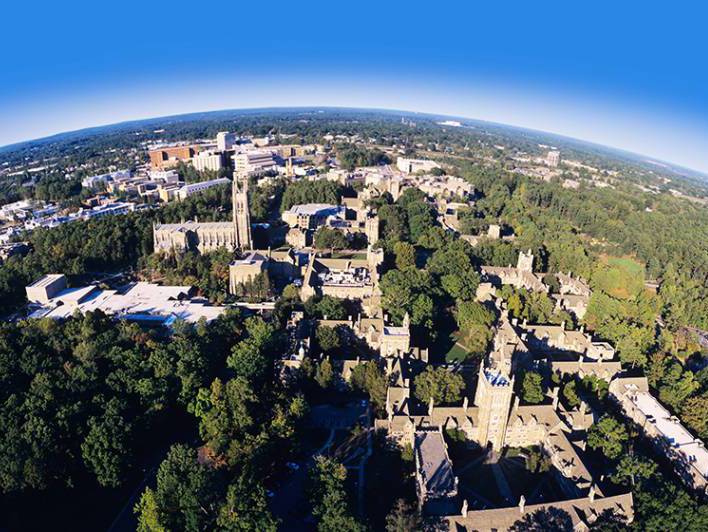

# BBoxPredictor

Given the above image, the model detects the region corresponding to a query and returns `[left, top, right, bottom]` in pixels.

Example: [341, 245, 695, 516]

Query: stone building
[396, 157, 441, 174]
[283, 200, 380, 248]
[301, 248, 384, 314]
[282, 203, 345, 229]
[481, 250, 548, 293]
[610, 377, 708, 496]
[374, 304, 634, 524]
[552, 293, 590, 319]
[447, 492, 634, 531]
[153, 174, 252, 253]
[229, 248, 306, 295]
[315, 313, 411, 358]
[552, 272, 592, 319]
[229, 252, 268, 293]
[414, 429, 459, 516]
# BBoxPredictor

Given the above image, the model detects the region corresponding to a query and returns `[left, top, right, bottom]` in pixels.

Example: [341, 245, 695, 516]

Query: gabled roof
[447, 492, 634, 531]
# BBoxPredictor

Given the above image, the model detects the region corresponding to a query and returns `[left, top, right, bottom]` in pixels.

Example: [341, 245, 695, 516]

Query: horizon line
[1, 104, 706, 180]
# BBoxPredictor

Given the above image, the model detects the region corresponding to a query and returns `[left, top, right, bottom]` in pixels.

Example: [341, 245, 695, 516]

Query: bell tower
[232, 173, 252, 250]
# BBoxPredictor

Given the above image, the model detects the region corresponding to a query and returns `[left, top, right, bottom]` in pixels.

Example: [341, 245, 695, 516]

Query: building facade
[153, 174, 252, 253]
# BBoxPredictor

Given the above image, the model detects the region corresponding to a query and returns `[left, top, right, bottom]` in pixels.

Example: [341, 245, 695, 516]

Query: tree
[135, 488, 166, 532]
[216, 476, 279, 531]
[610, 455, 657, 487]
[336, 145, 390, 171]
[378, 204, 409, 244]
[309, 456, 363, 532]
[316, 325, 341, 354]
[657, 360, 700, 411]
[349, 361, 387, 413]
[393, 241, 416, 270]
[80, 398, 132, 487]
[615, 325, 653, 368]
[413, 367, 465, 405]
[227, 317, 277, 383]
[314, 227, 348, 253]
[455, 300, 495, 330]
[385, 499, 421, 532]
[579, 374, 609, 400]
[587, 415, 628, 460]
[281, 180, 342, 212]
[405, 201, 436, 242]
[315, 358, 334, 389]
[312, 295, 348, 320]
[521, 371, 544, 404]
[634, 477, 708, 531]
[416, 226, 451, 250]
[195, 377, 256, 458]
[681, 394, 708, 439]
[562, 380, 580, 408]
[135, 444, 223, 532]
[525, 446, 551, 473]
[428, 242, 480, 301]
[380, 267, 440, 332]
[455, 300, 495, 357]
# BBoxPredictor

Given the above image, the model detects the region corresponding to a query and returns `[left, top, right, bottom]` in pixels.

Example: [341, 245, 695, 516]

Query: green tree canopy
[587, 415, 628, 460]
[413, 367, 465, 406]
[314, 226, 348, 252]
[309, 456, 364, 532]
[521, 371, 544, 404]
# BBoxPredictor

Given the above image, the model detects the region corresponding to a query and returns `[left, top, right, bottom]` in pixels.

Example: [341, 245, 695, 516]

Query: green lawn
[445, 342, 470, 363]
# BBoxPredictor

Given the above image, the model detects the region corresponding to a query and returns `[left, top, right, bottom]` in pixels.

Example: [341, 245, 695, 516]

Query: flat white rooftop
[632, 390, 708, 477]
[285, 203, 342, 216]
[27, 273, 65, 288]
[28, 281, 225, 325]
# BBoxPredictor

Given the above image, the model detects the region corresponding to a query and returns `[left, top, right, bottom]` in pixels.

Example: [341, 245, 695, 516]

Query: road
[269, 429, 335, 530]
[107, 442, 179, 532]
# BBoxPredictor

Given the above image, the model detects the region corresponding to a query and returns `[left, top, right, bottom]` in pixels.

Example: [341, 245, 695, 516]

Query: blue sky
[2, 1, 707, 172]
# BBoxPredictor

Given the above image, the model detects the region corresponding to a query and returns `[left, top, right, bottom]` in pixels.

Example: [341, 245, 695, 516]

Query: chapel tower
[232, 173, 252, 250]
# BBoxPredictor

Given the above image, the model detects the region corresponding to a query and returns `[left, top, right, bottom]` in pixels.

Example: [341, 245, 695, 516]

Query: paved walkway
[491, 462, 514, 504]
[455, 450, 489, 475]
[353, 428, 373, 517]
[458, 484, 495, 509]
[108, 444, 175, 532]
[269, 428, 335, 530]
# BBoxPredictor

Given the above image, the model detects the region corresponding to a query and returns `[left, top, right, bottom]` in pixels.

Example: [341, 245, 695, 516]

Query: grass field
[595, 255, 645, 299]
[445, 343, 470, 363]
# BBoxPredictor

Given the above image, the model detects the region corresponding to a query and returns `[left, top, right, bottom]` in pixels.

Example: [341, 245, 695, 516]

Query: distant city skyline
[2, 1, 707, 173]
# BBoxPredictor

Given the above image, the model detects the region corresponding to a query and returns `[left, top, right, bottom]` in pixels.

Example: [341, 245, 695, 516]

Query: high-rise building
[149, 145, 198, 168]
[232, 150, 277, 177]
[546, 150, 561, 167]
[216, 131, 237, 152]
[474, 365, 514, 451]
[192, 150, 225, 172]
[396, 157, 441, 174]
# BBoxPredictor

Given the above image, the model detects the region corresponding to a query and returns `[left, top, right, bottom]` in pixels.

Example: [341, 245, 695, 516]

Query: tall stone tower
[474, 366, 514, 452]
[232, 174, 252, 250]
[474, 317, 520, 451]
[516, 250, 534, 272]
[365, 212, 380, 245]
